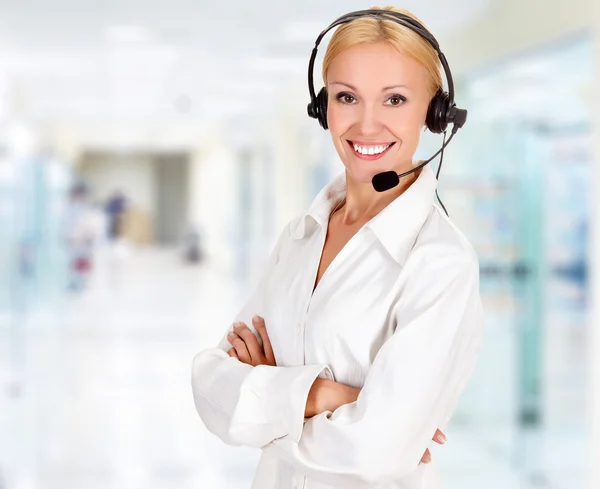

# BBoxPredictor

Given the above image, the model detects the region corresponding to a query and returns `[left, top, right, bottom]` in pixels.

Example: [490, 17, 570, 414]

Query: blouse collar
[290, 164, 437, 265]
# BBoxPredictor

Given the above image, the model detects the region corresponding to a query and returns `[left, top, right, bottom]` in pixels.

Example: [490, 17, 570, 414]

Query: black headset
[306, 9, 467, 134]
[306, 9, 468, 214]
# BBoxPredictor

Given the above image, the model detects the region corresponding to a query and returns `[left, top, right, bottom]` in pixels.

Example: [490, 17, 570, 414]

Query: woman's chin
[344, 161, 388, 186]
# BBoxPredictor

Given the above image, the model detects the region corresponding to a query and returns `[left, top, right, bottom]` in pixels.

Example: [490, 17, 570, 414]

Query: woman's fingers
[229, 322, 262, 365]
[226, 318, 276, 367]
[234, 322, 263, 364]
[228, 327, 252, 364]
[433, 428, 447, 445]
[419, 429, 446, 465]
[231, 337, 251, 363]
[252, 316, 275, 365]
[420, 448, 432, 464]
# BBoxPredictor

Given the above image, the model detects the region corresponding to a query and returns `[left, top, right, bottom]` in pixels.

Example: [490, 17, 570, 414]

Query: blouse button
[296, 322, 302, 334]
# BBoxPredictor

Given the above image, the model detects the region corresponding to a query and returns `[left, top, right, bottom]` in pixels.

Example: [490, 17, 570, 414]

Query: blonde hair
[321, 6, 443, 99]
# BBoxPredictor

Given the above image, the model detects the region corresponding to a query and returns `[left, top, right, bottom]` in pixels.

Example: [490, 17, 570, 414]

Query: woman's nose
[357, 105, 383, 135]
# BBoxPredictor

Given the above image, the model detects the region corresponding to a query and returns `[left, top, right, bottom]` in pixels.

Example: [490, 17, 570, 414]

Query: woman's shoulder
[406, 204, 480, 274]
[268, 213, 308, 258]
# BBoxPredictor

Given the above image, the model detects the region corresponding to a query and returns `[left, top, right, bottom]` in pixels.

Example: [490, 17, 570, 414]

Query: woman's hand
[226, 315, 276, 367]
[421, 429, 446, 464]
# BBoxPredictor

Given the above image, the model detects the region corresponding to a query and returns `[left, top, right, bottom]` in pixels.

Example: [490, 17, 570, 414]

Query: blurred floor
[0, 247, 587, 489]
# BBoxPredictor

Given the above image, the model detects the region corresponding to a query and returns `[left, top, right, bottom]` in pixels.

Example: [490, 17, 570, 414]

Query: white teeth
[352, 143, 391, 155]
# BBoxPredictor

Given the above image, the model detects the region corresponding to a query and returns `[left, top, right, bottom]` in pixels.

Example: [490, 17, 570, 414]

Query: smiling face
[326, 41, 433, 185]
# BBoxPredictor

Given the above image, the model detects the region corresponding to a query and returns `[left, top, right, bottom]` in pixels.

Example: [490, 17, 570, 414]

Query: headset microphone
[371, 108, 466, 192]
[372, 131, 456, 192]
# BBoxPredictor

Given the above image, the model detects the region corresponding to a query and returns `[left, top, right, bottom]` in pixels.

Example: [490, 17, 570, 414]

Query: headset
[306, 9, 468, 214]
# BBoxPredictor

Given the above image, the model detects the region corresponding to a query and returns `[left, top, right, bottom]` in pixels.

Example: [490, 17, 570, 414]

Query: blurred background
[0, 0, 599, 488]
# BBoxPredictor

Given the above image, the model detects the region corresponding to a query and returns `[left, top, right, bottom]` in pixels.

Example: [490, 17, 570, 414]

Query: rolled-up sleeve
[191, 221, 333, 448]
[260, 255, 485, 488]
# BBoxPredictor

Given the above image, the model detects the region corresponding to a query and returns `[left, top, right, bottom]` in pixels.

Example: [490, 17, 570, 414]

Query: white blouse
[191, 164, 484, 489]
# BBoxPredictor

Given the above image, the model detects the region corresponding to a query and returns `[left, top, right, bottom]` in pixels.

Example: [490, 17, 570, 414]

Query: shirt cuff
[245, 363, 334, 444]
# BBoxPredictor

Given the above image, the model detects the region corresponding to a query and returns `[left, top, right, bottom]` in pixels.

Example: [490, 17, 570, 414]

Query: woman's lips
[346, 140, 396, 160]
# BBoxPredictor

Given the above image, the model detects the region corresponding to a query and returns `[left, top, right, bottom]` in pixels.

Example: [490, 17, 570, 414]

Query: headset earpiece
[308, 87, 329, 130]
[316, 88, 328, 129]
[426, 88, 453, 134]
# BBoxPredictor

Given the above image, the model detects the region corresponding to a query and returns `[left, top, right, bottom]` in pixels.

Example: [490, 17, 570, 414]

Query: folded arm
[191, 221, 333, 447]
[259, 255, 484, 487]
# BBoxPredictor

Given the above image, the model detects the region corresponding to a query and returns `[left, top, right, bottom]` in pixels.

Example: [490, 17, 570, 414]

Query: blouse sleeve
[191, 220, 333, 448]
[259, 254, 485, 488]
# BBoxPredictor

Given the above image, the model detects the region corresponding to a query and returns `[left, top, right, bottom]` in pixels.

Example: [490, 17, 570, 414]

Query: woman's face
[326, 42, 432, 185]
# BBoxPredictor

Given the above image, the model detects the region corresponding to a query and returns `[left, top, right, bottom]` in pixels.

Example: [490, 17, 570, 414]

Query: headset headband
[307, 10, 454, 105]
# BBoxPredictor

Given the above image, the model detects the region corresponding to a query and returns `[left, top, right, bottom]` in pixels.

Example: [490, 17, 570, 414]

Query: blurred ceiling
[0, 0, 495, 127]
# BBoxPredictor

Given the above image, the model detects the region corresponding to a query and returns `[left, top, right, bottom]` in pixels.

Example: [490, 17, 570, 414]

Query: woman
[191, 6, 483, 488]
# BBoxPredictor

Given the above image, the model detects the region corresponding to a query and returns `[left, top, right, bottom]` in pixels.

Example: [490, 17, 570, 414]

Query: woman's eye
[386, 95, 406, 106]
[336, 93, 356, 104]
[335, 93, 406, 106]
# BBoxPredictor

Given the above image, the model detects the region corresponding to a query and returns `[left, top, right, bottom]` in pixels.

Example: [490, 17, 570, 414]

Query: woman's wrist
[305, 378, 360, 418]
[305, 378, 329, 418]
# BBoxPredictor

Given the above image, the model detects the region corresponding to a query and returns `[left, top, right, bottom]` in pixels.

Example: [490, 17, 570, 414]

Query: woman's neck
[334, 167, 421, 226]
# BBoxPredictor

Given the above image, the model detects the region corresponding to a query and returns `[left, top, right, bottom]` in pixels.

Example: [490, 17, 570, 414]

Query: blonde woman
[192, 6, 483, 489]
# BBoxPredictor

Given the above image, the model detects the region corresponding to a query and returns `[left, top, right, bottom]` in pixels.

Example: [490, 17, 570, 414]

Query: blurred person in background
[182, 225, 204, 264]
[104, 188, 128, 241]
[64, 182, 102, 292]
[191, 6, 482, 489]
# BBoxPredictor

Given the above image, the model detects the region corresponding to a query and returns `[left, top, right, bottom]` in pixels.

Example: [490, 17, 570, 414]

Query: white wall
[188, 130, 238, 272]
[270, 104, 311, 236]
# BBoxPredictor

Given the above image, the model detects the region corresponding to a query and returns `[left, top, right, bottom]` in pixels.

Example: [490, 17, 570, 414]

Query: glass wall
[436, 35, 592, 488]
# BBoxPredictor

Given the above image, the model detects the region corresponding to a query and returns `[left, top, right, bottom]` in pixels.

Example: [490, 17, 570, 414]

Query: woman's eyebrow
[330, 81, 409, 91]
